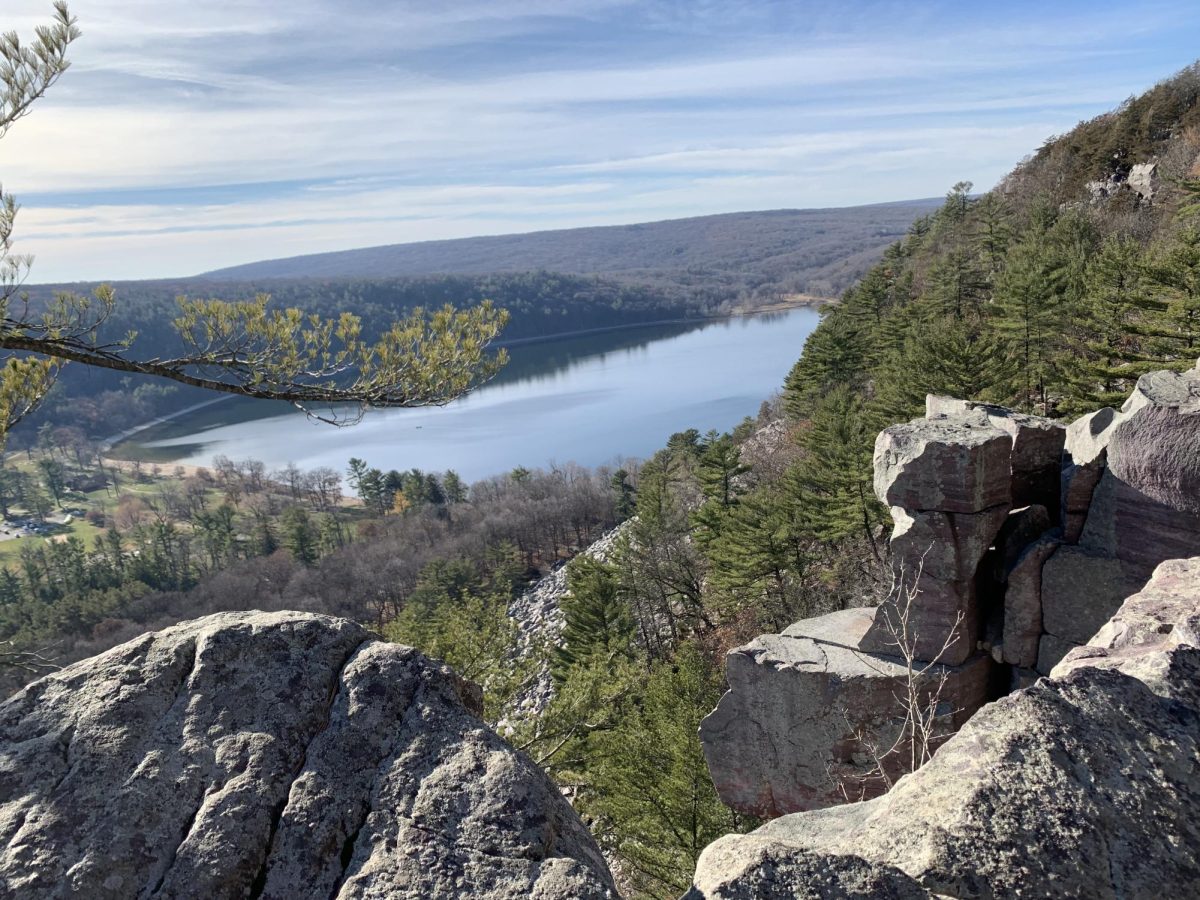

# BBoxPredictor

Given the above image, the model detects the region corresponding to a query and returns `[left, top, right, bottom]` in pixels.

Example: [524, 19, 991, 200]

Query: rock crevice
[700, 366, 1200, 822]
[689, 556, 1200, 898]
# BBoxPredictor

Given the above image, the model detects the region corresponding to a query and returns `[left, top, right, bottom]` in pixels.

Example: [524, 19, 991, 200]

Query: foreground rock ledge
[0, 611, 615, 899]
[687, 558, 1200, 899]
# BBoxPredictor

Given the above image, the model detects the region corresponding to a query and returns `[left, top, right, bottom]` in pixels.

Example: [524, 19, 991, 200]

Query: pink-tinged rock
[1041, 546, 1145, 648]
[699, 609, 993, 818]
[874, 417, 1012, 514]
[980, 408, 1065, 516]
[1061, 406, 1120, 543]
[1036, 632, 1080, 675]
[1052, 557, 1200, 699]
[887, 504, 1010, 583]
[1079, 470, 1200, 582]
[925, 397, 1065, 516]
[1108, 369, 1200, 516]
[993, 504, 1052, 580]
[1081, 556, 1200, 652]
[1002, 534, 1060, 668]
[1066, 406, 1120, 468]
[858, 573, 978, 666]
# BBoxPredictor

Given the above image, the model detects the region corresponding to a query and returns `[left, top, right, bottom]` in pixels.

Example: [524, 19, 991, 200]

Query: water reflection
[141, 308, 820, 480]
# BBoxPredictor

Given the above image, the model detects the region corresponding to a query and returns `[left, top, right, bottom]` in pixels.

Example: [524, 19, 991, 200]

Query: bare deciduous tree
[833, 553, 964, 801]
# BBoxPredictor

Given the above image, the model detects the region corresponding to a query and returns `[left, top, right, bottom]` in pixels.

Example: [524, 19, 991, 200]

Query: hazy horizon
[6, 0, 1200, 282]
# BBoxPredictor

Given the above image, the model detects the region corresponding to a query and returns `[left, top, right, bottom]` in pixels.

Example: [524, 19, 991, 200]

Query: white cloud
[2, 0, 1197, 281]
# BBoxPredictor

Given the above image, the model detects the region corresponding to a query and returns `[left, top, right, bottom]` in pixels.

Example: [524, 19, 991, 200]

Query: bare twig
[831, 549, 963, 800]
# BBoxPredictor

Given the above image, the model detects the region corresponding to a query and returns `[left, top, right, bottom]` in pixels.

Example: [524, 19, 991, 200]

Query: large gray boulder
[698, 609, 992, 818]
[688, 577, 1200, 898]
[1127, 160, 1159, 201]
[0, 611, 615, 899]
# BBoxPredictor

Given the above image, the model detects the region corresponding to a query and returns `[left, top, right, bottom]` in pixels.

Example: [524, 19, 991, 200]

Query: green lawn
[0, 517, 108, 564]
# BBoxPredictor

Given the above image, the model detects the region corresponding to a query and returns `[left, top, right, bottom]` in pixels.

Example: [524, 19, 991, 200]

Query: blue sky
[4, 0, 1200, 282]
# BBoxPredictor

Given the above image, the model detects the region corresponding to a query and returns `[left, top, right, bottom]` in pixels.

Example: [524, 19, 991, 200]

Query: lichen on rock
[0, 611, 615, 899]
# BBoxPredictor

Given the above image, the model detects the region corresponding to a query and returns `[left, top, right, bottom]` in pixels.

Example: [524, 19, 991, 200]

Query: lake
[130, 307, 821, 481]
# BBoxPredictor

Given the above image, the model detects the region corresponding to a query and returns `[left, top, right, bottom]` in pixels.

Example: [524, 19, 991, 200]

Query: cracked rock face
[698, 609, 992, 817]
[0, 611, 615, 899]
[688, 562, 1200, 898]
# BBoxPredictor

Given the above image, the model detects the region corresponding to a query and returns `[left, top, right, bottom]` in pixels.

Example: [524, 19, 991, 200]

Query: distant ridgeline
[783, 62, 1200, 434]
[17, 201, 937, 443]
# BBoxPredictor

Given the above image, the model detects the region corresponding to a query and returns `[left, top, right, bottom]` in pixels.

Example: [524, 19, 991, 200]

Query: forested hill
[18, 199, 937, 442]
[199, 201, 939, 298]
[782, 63, 1200, 433]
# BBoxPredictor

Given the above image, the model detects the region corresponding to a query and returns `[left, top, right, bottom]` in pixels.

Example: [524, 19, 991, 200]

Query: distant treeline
[14, 270, 729, 442]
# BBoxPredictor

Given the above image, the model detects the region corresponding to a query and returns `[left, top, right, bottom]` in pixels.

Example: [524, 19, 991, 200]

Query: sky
[4, 0, 1200, 283]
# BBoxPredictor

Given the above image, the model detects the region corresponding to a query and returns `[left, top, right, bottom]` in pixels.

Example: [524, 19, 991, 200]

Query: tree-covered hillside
[786, 63, 1200, 433]
[17, 196, 934, 444]
[199, 201, 939, 297]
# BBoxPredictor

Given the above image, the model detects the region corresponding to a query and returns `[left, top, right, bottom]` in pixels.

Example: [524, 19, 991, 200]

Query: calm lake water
[137, 307, 820, 481]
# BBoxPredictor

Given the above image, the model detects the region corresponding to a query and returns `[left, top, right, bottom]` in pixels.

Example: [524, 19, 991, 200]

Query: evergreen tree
[871, 313, 1008, 424]
[971, 192, 1014, 275]
[789, 385, 887, 552]
[36, 458, 66, 508]
[610, 468, 636, 519]
[991, 237, 1063, 413]
[783, 311, 870, 418]
[281, 507, 320, 566]
[385, 561, 524, 721]
[706, 486, 808, 629]
[583, 644, 745, 899]
[552, 556, 634, 681]
[690, 431, 749, 554]
[442, 470, 467, 504]
[1065, 235, 1161, 411]
[1145, 227, 1200, 360]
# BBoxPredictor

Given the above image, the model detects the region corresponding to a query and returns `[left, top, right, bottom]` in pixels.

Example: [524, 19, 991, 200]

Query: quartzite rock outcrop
[700, 365, 1200, 822]
[863, 399, 1064, 665]
[1040, 364, 1200, 670]
[701, 398, 1064, 817]
[0, 611, 615, 899]
[688, 557, 1200, 899]
[698, 609, 992, 816]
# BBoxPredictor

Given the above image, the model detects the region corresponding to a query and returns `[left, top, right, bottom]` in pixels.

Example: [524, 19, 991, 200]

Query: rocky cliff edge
[0, 610, 615, 899]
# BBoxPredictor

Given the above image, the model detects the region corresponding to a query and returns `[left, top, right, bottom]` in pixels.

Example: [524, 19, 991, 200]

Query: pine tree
[991, 238, 1062, 413]
[583, 644, 744, 899]
[1145, 227, 1200, 360]
[706, 486, 808, 629]
[871, 313, 1008, 424]
[783, 311, 870, 418]
[281, 507, 320, 566]
[442, 470, 467, 504]
[552, 556, 634, 682]
[971, 193, 1014, 276]
[789, 385, 888, 554]
[1065, 235, 1162, 411]
[610, 468, 636, 519]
